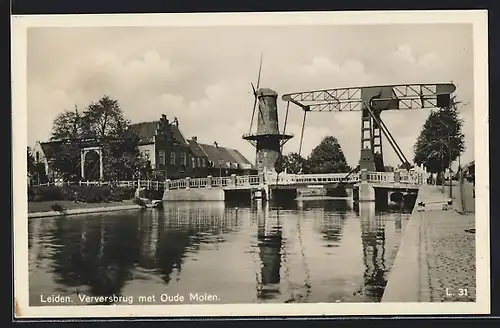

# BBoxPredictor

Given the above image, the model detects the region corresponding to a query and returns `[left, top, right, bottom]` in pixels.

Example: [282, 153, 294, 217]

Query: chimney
[192, 136, 197, 141]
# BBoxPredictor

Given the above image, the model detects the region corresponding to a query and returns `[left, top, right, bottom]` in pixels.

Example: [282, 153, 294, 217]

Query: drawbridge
[281, 83, 456, 173]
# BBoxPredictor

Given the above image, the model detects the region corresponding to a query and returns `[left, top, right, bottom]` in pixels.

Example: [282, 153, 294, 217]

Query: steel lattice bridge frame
[280, 83, 456, 173]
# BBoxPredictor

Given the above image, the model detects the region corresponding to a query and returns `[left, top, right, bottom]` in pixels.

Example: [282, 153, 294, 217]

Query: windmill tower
[242, 54, 293, 175]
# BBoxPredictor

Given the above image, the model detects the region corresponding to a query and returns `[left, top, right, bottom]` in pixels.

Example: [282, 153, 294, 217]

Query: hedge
[28, 185, 137, 203]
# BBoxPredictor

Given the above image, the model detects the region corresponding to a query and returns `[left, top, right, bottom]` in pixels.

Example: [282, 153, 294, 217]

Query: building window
[170, 152, 176, 165]
[197, 158, 201, 168]
[159, 150, 165, 165]
[202, 158, 206, 167]
[181, 152, 187, 166]
[192, 158, 196, 169]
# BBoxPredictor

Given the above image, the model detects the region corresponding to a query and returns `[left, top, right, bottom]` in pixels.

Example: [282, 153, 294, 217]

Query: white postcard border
[12, 10, 490, 318]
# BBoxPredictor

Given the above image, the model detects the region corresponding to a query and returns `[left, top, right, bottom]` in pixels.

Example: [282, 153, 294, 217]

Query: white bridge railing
[164, 170, 424, 190]
[365, 171, 424, 185]
[30, 170, 425, 191]
[30, 180, 167, 190]
[265, 173, 360, 185]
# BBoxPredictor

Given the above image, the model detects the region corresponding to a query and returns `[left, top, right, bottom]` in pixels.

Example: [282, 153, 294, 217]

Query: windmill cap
[257, 88, 278, 97]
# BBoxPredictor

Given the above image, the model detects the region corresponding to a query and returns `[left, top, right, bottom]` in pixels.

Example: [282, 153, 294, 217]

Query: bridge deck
[165, 171, 425, 191]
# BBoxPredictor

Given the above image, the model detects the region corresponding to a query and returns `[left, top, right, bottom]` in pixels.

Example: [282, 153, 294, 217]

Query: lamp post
[458, 152, 466, 214]
[448, 133, 452, 200]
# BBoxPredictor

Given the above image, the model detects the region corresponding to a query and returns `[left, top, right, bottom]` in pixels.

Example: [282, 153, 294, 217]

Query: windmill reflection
[254, 202, 283, 301]
[358, 202, 387, 301]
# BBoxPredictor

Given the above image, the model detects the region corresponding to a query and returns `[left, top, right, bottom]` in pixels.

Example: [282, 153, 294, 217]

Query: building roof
[197, 143, 254, 169]
[226, 148, 253, 166]
[188, 138, 208, 158]
[39, 141, 62, 160]
[170, 124, 189, 147]
[129, 121, 189, 147]
[198, 143, 229, 168]
[130, 122, 156, 145]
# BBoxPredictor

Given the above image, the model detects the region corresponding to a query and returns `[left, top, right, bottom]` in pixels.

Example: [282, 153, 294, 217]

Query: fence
[30, 180, 167, 190]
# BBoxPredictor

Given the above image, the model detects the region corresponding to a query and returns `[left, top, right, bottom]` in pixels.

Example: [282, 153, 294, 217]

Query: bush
[31, 185, 66, 202]
[28, 186, 35, 201]
[71, 185, 113, 203]
[110, 186, 136, 202]
[29, 184, 138, 203]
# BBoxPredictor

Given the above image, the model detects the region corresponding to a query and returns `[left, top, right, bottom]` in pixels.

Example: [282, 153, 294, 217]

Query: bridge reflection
[357, 202, 387, 301]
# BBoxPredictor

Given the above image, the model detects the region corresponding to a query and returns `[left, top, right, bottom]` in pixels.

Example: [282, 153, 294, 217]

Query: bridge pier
[268, 187, 297, 203]
[358, 169, 375, 202]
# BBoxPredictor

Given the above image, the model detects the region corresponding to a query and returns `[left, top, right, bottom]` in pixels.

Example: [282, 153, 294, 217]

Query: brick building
[132, 115, 256, 180]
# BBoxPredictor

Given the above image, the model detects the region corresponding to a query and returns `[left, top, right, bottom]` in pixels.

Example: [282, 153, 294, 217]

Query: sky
[27, 23, 475, 169]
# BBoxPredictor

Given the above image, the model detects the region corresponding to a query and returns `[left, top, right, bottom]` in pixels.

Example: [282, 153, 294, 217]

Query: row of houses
[33, 114, 257, 181]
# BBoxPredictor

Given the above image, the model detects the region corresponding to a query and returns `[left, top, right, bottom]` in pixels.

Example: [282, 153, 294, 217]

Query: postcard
[12, 10, 489, 318]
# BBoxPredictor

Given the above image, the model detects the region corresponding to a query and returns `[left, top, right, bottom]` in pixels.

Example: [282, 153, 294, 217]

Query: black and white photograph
[12, 10, 489, 318]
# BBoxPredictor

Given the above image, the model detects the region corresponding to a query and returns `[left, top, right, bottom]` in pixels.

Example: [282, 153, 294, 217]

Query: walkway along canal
[382, 184, 476, 302]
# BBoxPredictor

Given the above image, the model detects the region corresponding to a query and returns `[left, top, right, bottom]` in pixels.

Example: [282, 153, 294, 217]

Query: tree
[307, 136, 350, 173]
[413, 100, 465, 174]
[48, 95, 146, 181]
[51, 105, 84, 140]
[80, 96, 130, 139]
[282, 152, 308, 174]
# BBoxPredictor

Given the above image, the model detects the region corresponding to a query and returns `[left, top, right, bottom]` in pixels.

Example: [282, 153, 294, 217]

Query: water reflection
[358, 202, 387, 301]
[255, 203, 283, 300]
[29, 198, 410, 305]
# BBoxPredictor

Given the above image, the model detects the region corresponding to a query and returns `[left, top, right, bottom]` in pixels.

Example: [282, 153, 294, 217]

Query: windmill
[248, 53, 265, 135]
[242, 54, 293, 175]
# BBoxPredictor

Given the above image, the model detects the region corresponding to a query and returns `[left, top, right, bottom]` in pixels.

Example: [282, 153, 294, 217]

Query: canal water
[28, 199, 410, 305]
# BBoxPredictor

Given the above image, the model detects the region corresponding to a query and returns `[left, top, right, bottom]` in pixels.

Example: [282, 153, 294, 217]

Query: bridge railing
[400, 171, 425, 185]
[367, 172, 395, 183]
[210, 177, 232, 187]
[165, 175, 261, 190]
[163, 170, 425, 191]
[365, 171, 424, 185]
[268, 172, 360, 185]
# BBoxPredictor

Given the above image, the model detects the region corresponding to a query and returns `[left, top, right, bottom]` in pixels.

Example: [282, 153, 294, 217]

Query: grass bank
[28, 199, 138, 213]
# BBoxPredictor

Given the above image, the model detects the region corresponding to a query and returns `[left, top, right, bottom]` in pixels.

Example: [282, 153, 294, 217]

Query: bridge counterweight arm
[282, 83, 456, 112]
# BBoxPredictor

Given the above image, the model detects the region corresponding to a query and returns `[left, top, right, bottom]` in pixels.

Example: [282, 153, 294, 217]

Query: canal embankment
[382, 184, 476, 302]
[162, 188, 224, 201]
[28, 200, 143, 218]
